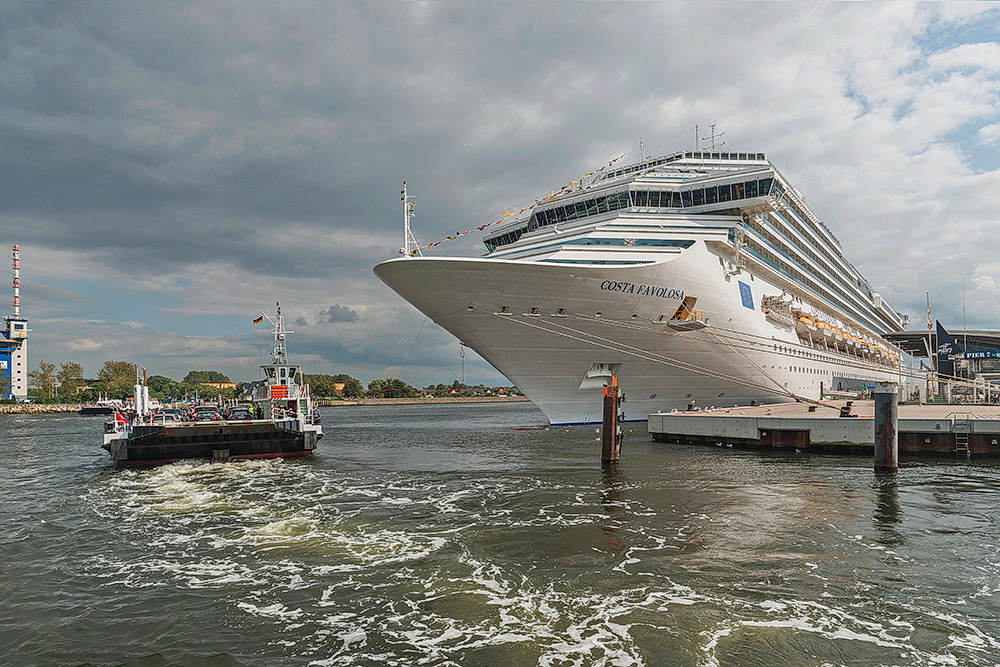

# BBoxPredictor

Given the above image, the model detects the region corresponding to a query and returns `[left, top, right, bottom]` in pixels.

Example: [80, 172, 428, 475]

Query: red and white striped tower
[12, 243, 21, 318]
[2, 244, 29, 400]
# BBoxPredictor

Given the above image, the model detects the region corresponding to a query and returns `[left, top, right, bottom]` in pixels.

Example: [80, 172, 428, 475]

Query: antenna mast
[272, 302, 288, 364]
[12, 244, 21, 318]
[400, 182, 422, 257]
[701, 123, 725, 151]
[260, 302, 292, 364]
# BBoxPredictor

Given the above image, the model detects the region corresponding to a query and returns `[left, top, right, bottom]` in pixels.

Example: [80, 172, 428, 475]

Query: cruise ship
[375, 149, 905, 425]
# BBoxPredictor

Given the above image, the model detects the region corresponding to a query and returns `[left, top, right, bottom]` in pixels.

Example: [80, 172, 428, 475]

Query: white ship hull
[375, 240, 900, 425]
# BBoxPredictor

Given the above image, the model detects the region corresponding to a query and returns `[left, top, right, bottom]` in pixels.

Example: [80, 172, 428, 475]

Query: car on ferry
[223, 406, 252, 420]
[192, 406, 221, 422]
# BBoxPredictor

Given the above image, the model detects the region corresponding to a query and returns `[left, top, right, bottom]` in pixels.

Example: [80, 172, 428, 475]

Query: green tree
[148, 375, 181, 400]
[193, 383, 225, 399]
[367, 377, 417, 398]
[337, 376, 365, 398]
[183, 370, 231, 384]
[56, 362, 86, 401]
[302, 374, 340, 398]
[96, 361, 138, 400]
[98, 361, 136, 384]
[28, 360, 58, 401]
[303, 373, 365, 398]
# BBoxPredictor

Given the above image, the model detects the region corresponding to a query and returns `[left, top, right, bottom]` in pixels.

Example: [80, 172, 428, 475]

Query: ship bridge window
[539, 259, 654, 265]
[517, 237, 695, 255]
[635, 176, 775, 212]
[520, 190, 631, 238]
[487, 170, 780, 253]
[485, 225, 527, 252]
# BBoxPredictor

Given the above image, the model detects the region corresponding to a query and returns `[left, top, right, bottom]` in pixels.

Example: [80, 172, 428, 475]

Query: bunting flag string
[408, 152, 628, 256]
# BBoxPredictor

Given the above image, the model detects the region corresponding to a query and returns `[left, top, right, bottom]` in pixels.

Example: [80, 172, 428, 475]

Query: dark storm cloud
[319, 304, 358, 323]
[3, 1, 1000, 384]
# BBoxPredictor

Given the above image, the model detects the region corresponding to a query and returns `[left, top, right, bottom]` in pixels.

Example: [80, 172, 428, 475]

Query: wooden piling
[874, 381, 898, 473]
[602, 376, 621, 464]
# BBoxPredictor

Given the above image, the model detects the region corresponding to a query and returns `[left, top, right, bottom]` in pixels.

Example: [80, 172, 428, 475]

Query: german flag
[252, 315, 264, 324]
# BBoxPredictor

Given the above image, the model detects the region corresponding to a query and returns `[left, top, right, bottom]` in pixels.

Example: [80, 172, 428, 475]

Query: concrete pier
[648, 401, 1000, 457]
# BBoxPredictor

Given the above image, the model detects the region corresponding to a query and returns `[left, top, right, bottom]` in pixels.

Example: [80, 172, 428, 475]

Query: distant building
[202, 382, 237, 390]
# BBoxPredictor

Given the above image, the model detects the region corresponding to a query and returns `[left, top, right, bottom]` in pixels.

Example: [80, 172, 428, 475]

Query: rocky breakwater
[0, 404, 83, 414]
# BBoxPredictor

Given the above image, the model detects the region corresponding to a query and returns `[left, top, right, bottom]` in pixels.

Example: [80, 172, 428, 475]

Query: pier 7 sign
[958, 350, 1000, 360]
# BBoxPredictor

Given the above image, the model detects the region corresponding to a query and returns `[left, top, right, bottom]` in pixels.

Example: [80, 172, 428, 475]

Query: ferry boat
[375, 149, 906, 425]
[101, 305, 323, 466]
[78, 398, 125, 415]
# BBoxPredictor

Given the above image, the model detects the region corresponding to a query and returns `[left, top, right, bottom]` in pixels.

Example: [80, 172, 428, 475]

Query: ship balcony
[668, 308, 707, 331]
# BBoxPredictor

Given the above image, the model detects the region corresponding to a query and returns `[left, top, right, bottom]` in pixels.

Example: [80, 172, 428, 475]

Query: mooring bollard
[602, 376, 621, 465]
[874, 381, 898, 473]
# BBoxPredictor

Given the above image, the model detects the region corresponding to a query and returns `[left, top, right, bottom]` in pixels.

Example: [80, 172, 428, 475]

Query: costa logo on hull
[600, 280, 684, 300]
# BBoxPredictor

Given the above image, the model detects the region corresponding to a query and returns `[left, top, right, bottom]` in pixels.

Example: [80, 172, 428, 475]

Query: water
[1, 403, 999, 666]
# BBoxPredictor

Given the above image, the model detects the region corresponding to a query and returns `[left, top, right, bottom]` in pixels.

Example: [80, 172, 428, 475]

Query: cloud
[319, 304, 359, 323]
[1, 2, 999, 388]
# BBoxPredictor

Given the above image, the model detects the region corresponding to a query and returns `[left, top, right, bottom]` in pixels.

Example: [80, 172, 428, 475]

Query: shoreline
[319, 396, 530, 406]
[0, 396, 531, 414]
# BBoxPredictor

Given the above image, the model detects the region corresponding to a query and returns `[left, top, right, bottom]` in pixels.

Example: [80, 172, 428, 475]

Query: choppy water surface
[1, 403, 999, 666]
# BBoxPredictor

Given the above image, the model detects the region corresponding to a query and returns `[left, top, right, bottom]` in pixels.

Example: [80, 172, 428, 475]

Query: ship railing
[270, 405, 301, 421]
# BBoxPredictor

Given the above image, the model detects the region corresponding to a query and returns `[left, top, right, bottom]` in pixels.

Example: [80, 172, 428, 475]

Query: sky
[2, 1, 999, 387]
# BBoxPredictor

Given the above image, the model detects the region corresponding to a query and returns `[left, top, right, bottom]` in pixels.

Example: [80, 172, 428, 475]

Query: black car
[223, 407, 252, 420]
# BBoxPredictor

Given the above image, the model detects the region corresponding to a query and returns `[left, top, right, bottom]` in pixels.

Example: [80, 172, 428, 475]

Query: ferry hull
[102, 420, 320, 467]
[376, 248, 897, 425]
[78, 406, 117, 415]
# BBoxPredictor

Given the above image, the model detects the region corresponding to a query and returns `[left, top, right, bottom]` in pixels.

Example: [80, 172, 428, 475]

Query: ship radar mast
[260, 302, 292, 365]
[400, 181, 422, 257]
[695, 123, 725, 151]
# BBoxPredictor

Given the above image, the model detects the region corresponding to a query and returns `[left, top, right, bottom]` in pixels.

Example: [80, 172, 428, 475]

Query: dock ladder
[950, 413, 973, 456]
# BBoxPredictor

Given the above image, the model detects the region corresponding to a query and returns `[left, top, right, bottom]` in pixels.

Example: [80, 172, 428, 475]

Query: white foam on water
[75, 452, 1000, 667]
[237, 600, 305, 622]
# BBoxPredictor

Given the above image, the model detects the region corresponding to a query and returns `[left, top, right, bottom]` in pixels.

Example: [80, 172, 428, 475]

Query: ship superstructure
[375, 150, 905, 425]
